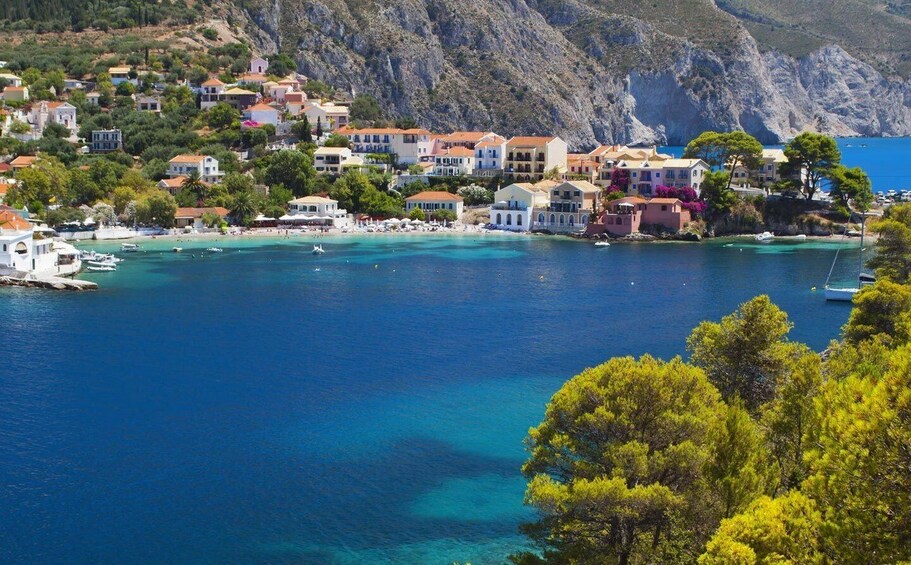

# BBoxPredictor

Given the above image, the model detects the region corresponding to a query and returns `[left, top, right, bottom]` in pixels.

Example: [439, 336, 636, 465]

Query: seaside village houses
[168, 154, 223, 185]
[0, 209, 80, 277]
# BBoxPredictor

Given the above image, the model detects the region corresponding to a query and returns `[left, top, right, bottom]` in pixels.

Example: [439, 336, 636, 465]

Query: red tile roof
[175, 207, 229, 218]
[405, 191, 463, 202]
[0, 210, 30, 230]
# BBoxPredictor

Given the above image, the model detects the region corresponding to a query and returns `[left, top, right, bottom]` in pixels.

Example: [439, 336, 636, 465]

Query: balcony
[491, 202, 530, 211]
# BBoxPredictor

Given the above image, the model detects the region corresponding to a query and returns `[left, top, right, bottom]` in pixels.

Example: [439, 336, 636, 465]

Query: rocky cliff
[229, 0, 911, 147]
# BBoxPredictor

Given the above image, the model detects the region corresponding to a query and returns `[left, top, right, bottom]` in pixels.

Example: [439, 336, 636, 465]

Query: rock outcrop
[229, 0, 911, 147]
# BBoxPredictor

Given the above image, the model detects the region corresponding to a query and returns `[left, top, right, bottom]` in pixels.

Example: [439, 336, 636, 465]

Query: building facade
[404, 191, 464, 219]
[91, 129, 122, 153]
[505, 136, 568, 181]
[167, 155, 222, 184]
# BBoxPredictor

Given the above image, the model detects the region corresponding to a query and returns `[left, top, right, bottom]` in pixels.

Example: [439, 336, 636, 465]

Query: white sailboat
[824, 214, 873, 301]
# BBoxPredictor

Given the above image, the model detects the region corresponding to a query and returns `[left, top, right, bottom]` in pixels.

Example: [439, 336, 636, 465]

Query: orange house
[590, 196, 691, 236]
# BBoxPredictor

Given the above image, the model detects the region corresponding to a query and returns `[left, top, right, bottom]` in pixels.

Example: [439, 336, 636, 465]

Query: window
[550, 214, 555, 225]
[574, 191, 580, 196]
[661, 205, 667, 211]
[559, 215, 565, 225]
[538, 213, 544, 223]
[506, 214, 512, 226]
[517, 215, 522, 226]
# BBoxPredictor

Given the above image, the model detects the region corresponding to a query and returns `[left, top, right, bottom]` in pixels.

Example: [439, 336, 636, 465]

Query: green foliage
[683, 131, 762, 190]
[780, 132, 841, 201]
[45, 206, 86, 227]
[229, 189, 258, 226]
[842, 280, 911, 347]
[699, 492, 823, 564]
[828, 165, 872, 213]
[520, 355, 735, 564]
[700, 170, 737, 219]
[688, 295, 794, 411]
[350, 94, 383, 122]
[263, 150, 315, 197]
[868, 203, 911, 284]
[135, 190, 176, 227]
[323, 133, 350, 148]
[360, 185, 402, 217]
[456, 184, 494, 206]
[432, 209, 457, 222]
[292, 117, 313, 143]
[408, 206, 425, 221]
[8, 155, 70, 209]
[206, 102, 238, 130]
[266, 53, 296, 77]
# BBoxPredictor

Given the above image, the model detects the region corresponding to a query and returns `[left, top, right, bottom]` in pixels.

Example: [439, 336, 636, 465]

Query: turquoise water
[0, 235, 857, 564]
[662, 137, 911, 191]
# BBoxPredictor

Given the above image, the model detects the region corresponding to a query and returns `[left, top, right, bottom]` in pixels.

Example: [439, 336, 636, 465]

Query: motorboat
[206, 247, 223, 253]
[173, 247, 183, 253]
[824, 286, 859, 301]
[120, 243, 140, 252]
[794, 234, 807, 240]
[594, 241, 611, 247]
[86, 265, 116, 272]
[755, 231, 774, 242]
[86, 259, 117, 268]
[312, 244, 325, 255]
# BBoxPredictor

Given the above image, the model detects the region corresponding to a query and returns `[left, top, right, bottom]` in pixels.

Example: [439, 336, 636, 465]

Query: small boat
[206, 247, 223, 253]
[121, 243, 140, 252]
[755, 231, 774, 242]
[825, 213, 869, 302]
[825, 286, 859, 301]
[312, 244, 325, 255]
[86, 260, 116, 268]
[794, 234, 807, 240]
[86, 265, 116, 272]
[172, 247, 183, 253]
[594, 241, 610, 247]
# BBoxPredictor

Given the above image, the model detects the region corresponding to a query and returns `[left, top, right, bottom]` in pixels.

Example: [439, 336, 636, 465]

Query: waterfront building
[339, 127, 434, 165]
[731, 148, 788, 187]
[285, 195, 349, 227]
[661, 158, 709, 193]
[168, 155, 222, 184]
[504, 136, 568, 181]
[592, 196, 691, 236]
[532, 180, 600, 232]
[91, 129, 122, 153]
[433, 147, 475, 177]
[313, 147, 364, 175]
[474, 135, 506, 177]
[405, 191, 464, 218]
[174, 207, 230, 229]
[0, 210, 57, 275]
[488, 182, 551, 231]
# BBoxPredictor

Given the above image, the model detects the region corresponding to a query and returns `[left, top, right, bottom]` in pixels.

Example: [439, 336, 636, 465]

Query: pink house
[589, 196, 690, 236]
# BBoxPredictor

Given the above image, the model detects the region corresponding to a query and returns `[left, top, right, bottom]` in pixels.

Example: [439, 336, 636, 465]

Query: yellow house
[505, 136, 568, 181]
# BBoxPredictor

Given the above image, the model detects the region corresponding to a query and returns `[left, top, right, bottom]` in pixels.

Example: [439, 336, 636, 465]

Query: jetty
[0, 274, 97, 291]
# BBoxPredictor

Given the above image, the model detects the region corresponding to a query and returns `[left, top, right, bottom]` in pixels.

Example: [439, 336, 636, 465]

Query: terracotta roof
[175, 207, 229, 218]
[441, 131, 490, 143]
[108, 66, 131, 74]
[475, 139, 505, 148]
[224, 87, 256, 95]
[405, 191, 463, 202]
[0, 163, 10, 173]
[663, 158, 705, 168]
[289, 195, 335, 204]
[201, 78, 225, 87]
[0, 210, 30, 231]
[561, 180, 601, 193]
[0, 180, 13, 195]
[239, 73, 267, 82]
[285, 92, 307, 102]
[247, 103, 277, 112]
[4, 86, 26, 92]
[507, 136, 557, 146]
[441, 146, 474, 157]
[169, 154, 207, 164]
[158, 176, 188, 188]
[10, 156, 37, 168]
[647, 198, 682, 205]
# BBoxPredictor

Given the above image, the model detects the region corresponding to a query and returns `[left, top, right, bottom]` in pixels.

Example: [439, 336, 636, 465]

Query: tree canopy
[780, 132, 841, 201]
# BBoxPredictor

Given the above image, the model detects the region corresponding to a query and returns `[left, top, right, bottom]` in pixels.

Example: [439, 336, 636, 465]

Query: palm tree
[230, 190, 257, 226]
[181, 170, 208, 205]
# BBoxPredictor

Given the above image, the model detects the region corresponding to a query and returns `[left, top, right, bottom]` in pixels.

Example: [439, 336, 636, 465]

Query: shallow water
[0, 235, 856, 564]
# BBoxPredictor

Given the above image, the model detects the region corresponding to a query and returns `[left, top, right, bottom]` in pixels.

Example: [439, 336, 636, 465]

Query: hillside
[4, 0, 911, 146]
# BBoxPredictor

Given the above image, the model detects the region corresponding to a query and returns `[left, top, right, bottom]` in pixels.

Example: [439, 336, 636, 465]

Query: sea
[1, 233, 863, 564]
[661, 136, 911, 192]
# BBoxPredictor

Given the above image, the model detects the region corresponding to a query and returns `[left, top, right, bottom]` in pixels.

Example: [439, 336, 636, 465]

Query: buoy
[374, 264, 378, 269]
[630, 282, 635, 285]
[539, 275, 544, 281]
[811, 286, 816, 291]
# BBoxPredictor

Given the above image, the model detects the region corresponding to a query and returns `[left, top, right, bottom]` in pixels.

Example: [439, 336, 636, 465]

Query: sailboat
[824, 213, 874, 301]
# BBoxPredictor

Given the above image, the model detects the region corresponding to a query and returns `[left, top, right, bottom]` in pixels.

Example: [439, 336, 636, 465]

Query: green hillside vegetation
[0, 0, 200, 31]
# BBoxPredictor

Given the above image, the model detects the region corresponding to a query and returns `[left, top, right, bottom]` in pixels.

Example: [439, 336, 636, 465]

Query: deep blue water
[661, 137, 911, 192]
[1, 234, 857, 564]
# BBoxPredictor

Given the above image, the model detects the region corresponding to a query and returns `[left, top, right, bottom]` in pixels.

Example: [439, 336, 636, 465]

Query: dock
[0, 275, 98, 291]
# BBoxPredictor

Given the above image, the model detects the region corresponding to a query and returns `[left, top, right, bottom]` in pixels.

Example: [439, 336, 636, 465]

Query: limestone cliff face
[231, 0, 911, 147]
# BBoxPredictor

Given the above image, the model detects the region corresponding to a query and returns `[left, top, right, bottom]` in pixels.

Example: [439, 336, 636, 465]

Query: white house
[532, 180, 600, 232]
[284, 195, 349, 227]
[313, 146, 363, 175]
[433, 147, 475, 176]
[338, 127, 433, 165]
[405, 191, 464, 219]
[135, 95, 161, 113]
[504, 136, 568, 181]
[168, 154, 222, 184]
[285, 92, 308, 116]
[245, 103, 280, 127]
[661, 158, 709, 193]
[0, 210, 57, 275]
[474, 135, 506, 176]
[249, 56, 269, 75]
[488, 182, 551, 231]
[0, 73, 22, 87]
[200, 78, 226, 110]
